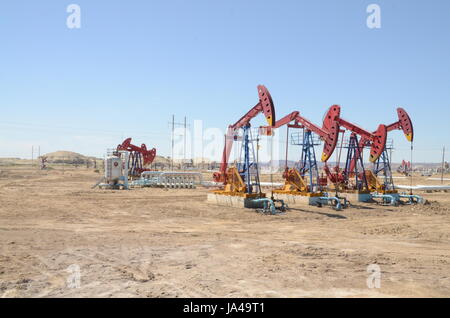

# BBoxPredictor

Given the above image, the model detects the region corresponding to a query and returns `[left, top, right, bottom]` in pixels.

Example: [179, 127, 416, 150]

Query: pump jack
[321, 105, 423, 204]
[322, 105, 391, 192]
[323, 105, 388, 163]
[261, 110, 339, 195]
[117, 138, 157, 177]
[212, 85, 275, 198]
[397, 160, 412, 176]
[259, 110, 347, 210]
[323, 105, 414, 193]
[364, 108, 413, 193]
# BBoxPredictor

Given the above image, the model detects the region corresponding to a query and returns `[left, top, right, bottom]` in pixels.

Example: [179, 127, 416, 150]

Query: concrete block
[339, 191, 373, 203]
[207, 193, 266, 209]
[272, 193, 323, 206]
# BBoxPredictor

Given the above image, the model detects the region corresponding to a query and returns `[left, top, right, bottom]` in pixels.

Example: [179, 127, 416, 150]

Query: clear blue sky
[0, 0, 449, 162]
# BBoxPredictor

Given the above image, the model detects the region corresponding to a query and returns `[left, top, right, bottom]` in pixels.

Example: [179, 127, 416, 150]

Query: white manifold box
[105, 156, 123, 181]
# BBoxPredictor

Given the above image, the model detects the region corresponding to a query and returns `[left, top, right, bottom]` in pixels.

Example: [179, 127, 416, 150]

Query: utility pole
[441, 146, 445, 184]
[31, 146, 34, 167]
[285, 126, 289, 170]
[389, 147, 393, 166]
[171, 114, 175, 171]
[184, 116, 187, 171]
[168, 115, 190, 171]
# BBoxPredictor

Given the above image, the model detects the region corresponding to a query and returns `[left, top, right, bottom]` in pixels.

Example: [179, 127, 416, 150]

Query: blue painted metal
[236, 125, 260, 194]
[253, 198, 288, 214]
[319, 195, 348, 211]
[372, 193, 398, 205]
[292, 130, 321, 192]
[129, 152, 143, 177]
[343, 134, 368, 191]
[399, 194, 424, 204]
[373, 146, 395, 192]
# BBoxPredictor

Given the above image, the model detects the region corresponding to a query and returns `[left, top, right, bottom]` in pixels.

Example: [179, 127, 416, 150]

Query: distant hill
[153, 156, 171, 165]
[43, 151, 98, 164]
[41, 151, 172, 167]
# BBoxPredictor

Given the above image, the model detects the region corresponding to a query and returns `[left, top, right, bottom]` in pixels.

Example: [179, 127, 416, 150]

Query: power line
[168, 115, 190, 170]
[441, 146, 445, 184]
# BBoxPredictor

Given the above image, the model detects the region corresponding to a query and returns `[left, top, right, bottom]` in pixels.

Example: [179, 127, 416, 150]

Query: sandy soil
[0, 166, 449, 298]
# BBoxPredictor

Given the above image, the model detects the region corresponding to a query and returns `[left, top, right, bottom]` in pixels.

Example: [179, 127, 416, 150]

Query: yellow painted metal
[365, 170, 382, 191]
[364, 170, 398, 194]
[212, 167, 266, 198]
[271, 168, 323, 196]
[321, 151, 330, 162]
[225, 167, 246, 193]
[405, 133, 412, 142]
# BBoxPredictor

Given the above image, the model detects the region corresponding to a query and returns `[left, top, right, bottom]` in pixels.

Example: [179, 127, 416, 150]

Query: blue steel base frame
[343, 134, 368, 191]
[373, 146, 424, 204]
[236, 125, 261, 195]
[374, 148, 395, 192]
[292, 130, 321, 192]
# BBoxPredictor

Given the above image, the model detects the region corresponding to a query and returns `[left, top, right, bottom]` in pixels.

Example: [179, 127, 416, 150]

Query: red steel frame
[117, 138, 157, 175]
[213, 85, 276, 183]
[347, 107, 414, 173]
[323, 105, 388, 163]
[266, 111, 340, 162]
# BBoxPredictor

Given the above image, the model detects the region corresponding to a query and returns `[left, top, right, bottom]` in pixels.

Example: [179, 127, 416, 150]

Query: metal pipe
[252, 198, 276, 214]
[134, 171, 203, 188]
[396, 184, 450, 191]
[372, 193, 397, 206]
[399, 194, 424, 204]
[319, 196, 347, 211]
[141, 171, 203, 181]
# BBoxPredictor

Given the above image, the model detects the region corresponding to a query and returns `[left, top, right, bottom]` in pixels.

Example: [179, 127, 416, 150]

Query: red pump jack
[117, 138, 157, 177]
[321, 105, 414, 203]
[212, 85, 275, 187]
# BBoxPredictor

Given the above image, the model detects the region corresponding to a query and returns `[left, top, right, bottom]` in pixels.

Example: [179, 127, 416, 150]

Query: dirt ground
[0, 166, 449, 298]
